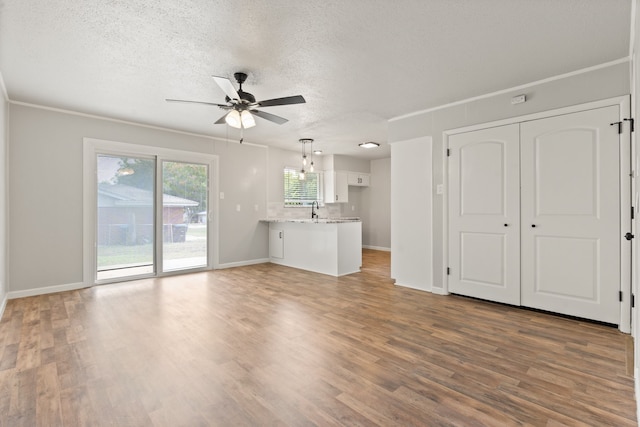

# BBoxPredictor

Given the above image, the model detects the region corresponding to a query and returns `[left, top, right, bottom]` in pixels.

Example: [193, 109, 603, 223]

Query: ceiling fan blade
[214, 113, 229, 124]
[212, 75, 240, 100]
[251, 109, 289, 125]
[166, 99, 229, 108]
[257, 95, 306, 107]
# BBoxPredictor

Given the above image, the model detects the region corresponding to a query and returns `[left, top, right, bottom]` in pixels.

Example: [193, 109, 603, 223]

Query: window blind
[284, 167, 320, 206]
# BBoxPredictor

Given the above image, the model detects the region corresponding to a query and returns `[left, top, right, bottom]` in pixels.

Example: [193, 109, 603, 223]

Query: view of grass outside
[97, 224, 207, 269]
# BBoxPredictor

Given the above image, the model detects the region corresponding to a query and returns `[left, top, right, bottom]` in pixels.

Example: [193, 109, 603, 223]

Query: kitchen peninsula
[260, 218, 362, 277]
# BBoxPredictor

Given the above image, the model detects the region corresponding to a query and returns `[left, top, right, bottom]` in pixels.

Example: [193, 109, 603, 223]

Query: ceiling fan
[166, 72, 306, 129]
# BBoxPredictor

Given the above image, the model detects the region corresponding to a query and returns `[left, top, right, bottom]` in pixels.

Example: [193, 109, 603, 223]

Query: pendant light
[299, 138, 314, 180]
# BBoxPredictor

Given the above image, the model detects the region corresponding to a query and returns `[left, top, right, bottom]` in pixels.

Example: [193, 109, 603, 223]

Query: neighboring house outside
[98, 183, 199, 245]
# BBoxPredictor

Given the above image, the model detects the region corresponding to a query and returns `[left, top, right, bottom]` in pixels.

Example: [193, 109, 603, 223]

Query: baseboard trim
[362, 245, 391, 252]
[216, 258, 269, 269]
[0, 293, 7, 320]
[8, 282, 88, 299]
[394, 281, 432, 293]
[430, 287, 449, 296]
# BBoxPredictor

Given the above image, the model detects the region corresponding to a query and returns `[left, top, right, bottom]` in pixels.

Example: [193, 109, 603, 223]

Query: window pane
[162, 161, 208, 271]
[96, 155, 155, 280]
[284, 167, 320, 206]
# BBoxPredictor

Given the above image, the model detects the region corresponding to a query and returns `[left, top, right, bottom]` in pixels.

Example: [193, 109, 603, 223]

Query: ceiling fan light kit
[224, 109, 256, 129]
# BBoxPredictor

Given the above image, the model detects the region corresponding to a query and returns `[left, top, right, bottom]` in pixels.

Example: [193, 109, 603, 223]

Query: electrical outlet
[254, 204, 259, 212]
[236, 204, 241, 212]
[220, 192, 225, 199]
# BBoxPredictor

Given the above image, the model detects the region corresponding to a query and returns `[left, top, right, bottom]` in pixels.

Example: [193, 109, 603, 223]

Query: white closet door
[520, 106, 620, 323]
[448, 124, 521, 305]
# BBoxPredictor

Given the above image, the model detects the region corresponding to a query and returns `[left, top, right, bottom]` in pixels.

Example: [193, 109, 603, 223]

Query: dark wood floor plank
[0, 249, 635, 425]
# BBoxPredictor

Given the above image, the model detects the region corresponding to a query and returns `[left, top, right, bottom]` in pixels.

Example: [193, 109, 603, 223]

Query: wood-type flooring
[0, 250, 636, 426]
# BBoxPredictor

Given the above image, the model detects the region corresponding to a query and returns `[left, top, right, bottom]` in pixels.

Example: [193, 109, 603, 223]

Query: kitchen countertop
[259, 217, 361, 223]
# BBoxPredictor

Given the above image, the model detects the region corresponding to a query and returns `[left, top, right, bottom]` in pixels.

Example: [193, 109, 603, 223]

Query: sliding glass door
[89, 145, 215, 284]
[96, 154, 156, 281]
[161, 161, 209, 272]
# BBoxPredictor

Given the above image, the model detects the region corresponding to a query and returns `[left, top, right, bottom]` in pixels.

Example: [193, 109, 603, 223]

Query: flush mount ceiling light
[359, 141, 380, 149]
[299, 138, 315, 180]
[313, 150, 323, 155]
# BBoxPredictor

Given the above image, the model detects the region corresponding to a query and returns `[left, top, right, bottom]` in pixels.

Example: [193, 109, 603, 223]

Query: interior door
[448, 124, 521, 305]
[520, 106, 620, 323]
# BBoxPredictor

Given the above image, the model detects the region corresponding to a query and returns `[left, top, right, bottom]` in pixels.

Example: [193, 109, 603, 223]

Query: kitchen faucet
[311, 201, 319, 219]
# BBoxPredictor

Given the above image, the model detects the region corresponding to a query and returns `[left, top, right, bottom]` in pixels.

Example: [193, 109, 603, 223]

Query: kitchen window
[283, 167, 322, 206]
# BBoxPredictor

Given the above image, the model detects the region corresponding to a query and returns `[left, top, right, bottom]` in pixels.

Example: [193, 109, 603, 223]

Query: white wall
[0, 80, 7, 314]
[332, 154, 370, 173]
[8, 104, 269, 293]
[390, 137, 432, 290]
[389, 61, 630, 291]
[361, 157, 390, 250]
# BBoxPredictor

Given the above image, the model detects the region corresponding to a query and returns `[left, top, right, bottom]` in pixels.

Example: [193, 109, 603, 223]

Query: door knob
[504, 224, 508, 227]
[531, 224, 537, 228]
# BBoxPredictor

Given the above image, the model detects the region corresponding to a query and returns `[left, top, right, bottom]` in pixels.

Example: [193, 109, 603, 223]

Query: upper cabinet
[324, 170, 349, 203]
[324, 169, 370, 203]
[347, 172, 370, 187]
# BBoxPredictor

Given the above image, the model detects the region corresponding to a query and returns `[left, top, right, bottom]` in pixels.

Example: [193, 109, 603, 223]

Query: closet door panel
[520, 106, 620, 324]
[448, 124, 520, 305]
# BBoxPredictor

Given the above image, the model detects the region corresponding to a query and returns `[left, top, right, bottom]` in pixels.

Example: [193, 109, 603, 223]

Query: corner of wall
[0, 70, 8, 319]
[0, 292, 6, 321]
[0, 71, 8, 102]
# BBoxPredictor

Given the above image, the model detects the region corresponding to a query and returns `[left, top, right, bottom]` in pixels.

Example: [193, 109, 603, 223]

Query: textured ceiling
[0, 0, 632, 159]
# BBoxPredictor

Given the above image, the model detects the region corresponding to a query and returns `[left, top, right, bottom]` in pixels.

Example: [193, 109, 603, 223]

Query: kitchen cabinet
[324, 170, 348, 203]
[348, 172, 370, 186]
[263, 219, 362, 276]
[269, 228, 284, 258]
